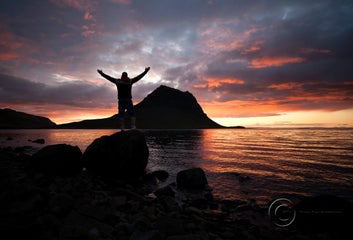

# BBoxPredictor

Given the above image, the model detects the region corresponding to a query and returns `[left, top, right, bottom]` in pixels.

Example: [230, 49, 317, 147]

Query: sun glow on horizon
[213, 109, 353, 128]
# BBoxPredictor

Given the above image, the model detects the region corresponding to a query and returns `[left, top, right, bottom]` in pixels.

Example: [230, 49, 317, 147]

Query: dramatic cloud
[0, 0, 352, 126]
[0, 73, 115, 108]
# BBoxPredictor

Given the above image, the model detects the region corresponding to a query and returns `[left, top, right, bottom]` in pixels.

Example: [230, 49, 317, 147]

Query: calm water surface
[1, 128, 353, 204]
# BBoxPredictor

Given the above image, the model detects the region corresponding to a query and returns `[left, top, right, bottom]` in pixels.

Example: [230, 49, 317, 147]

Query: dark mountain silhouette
[58, 85, 224, 129]
[135, 85, 222, 129]
[0, 108, 56, 129]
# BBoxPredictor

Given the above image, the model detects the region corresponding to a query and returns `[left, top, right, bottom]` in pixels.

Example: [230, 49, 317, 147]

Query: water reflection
[1, 128, 353, 203]
[145, 129, 353, 203]
[145, 130, 204, 177]
[0, 129, 118, 153]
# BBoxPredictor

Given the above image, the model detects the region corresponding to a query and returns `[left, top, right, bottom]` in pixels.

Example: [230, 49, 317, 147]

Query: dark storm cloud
[0, 73, 115, 108]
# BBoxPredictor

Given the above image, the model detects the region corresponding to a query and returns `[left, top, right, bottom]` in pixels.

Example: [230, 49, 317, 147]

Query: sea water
[1, 128, 353, 204]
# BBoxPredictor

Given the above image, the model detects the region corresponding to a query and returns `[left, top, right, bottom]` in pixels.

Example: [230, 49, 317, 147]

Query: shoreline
[1, 146, 351, 239]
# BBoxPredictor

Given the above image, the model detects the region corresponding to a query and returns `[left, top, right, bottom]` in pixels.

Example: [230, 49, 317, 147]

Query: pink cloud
[111, 0, 132, 4]
[249, 56, 305, 68]
[267, 82, 302, 90]
[0, 23, 40, 62]
[81, 25, 95, 37]
[50, 0, 98, 37]
[300, 48, 333, 55]
[194, 77, 245, 89]
[84, 11, 95, 21]
[241, 40, 264, 54]
[0, 52, 20, 61]
[51, 0, 94, 11]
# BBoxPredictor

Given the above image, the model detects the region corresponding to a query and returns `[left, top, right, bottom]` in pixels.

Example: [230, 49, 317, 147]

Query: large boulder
[177, 168, 208, 190]
[30, 144, 82, 176]
[82, 130, 149, 179]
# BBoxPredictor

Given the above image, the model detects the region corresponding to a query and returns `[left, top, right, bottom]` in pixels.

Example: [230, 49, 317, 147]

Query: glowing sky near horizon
[1, 0, 352, 127]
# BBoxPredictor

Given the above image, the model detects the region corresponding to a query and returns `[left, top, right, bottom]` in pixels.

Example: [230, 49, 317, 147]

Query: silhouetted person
[97, 67, 150, 130]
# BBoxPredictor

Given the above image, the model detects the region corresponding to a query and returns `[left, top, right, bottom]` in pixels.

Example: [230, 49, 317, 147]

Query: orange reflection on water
[198, 129, 248, 174]
[39, 129, 118, 151]
[197, 129, 310, 182]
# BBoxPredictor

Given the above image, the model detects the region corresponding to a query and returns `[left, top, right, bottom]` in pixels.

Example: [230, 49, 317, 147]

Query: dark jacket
[99, 69, 149, 99]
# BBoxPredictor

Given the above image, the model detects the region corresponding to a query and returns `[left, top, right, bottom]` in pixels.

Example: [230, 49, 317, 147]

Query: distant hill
[0, 108, 56, 129]
[58, 85, 224, 129]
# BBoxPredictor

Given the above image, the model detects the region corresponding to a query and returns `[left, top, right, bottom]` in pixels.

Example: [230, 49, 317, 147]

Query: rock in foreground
[30, 144, 82, 176]
[82, 130, 149, 179]
[177, 167, 208, 190]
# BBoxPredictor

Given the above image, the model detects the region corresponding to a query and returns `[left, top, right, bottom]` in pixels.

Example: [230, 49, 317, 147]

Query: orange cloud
[267, 82, 302, 90]
[84, 11, 95, 21]
[51, 0, 97, 37]
[194, 77, 245, 89]
[241, 40, 264, 54]
[0, 23, 38, 62]
[300, 48, 333, 54]
[0, 52, 20, 61]
[250, 56, 305, 68]
[82, 25, 96, 37]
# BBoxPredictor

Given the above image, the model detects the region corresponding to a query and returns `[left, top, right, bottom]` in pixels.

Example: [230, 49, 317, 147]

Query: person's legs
[118, 100, 126, 130]
[119, 117, 125, 130]
[130, 117, 136, 129]
[126, 99, 136, 129]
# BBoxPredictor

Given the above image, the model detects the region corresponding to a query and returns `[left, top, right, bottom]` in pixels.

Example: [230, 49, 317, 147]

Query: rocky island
[57, 85, 224, 129]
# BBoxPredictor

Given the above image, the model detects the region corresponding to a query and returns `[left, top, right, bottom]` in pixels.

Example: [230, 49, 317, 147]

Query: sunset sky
[1, 0, 352, 127]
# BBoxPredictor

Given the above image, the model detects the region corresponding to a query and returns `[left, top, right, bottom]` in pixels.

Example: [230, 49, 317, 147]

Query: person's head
[121, 72, 128, 78]
[121, 72, 130, 82]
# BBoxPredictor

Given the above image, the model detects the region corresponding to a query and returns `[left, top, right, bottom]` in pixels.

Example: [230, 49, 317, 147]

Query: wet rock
[238, 174, 251, 183]
[154, 185, 175, 198]
[49, 193, 74, 217]
[130, 230, 163, 240]
[189, 198, 209, 210]
[149, 170, 169, 181]
[82, 130, 149, 179]
[112, 195, 127, 208]
[177, 168, 208, 190]
[32, 138, 45, 144]
[155, 216, 185, 236]
[159, 195, 180, 212]
[30, 144, 82, 176]
[14, 145, 33, 152]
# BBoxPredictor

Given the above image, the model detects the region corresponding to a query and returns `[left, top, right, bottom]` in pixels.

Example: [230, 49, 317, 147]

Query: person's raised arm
[97, 69, 117, 84]
[131, 67, 150, 84]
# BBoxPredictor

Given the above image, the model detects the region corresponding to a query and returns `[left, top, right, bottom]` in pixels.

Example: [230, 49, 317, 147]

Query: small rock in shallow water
[149, 170, 169, 181]
[32, 138, 45, 144]
[176, 168, 208, 190]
